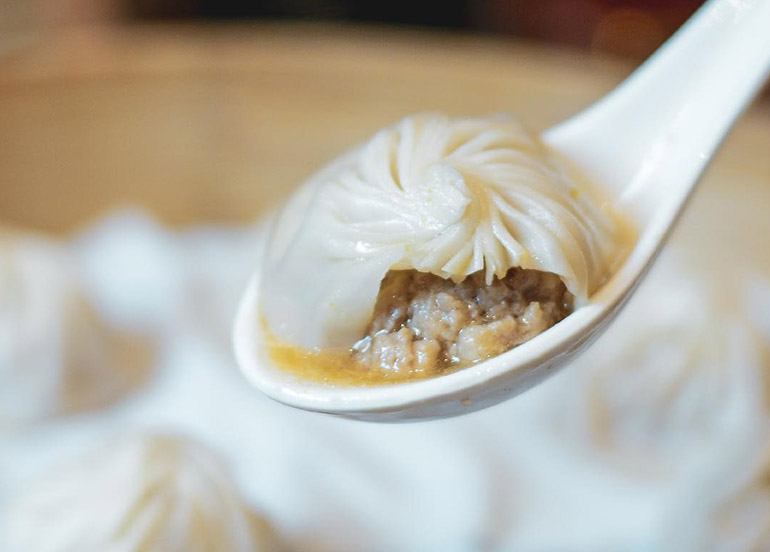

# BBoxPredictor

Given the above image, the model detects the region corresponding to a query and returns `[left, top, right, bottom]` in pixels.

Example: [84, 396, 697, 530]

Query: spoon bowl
[234, 0, 770, 421]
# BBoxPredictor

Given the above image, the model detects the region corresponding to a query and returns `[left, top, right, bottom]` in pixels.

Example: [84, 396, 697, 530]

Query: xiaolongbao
[3, 433, 279, 552]
[260, 113, 623, 350]
[547, 257, 770, 468]
[0, 235, 141, 426]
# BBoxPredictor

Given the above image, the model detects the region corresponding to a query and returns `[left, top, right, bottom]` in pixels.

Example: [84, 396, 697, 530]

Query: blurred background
[0, 0, 767, 233]
[2, 0, 707, 62]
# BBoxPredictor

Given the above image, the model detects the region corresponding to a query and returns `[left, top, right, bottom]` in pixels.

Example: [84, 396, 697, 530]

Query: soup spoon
[234, 0, 770, 421]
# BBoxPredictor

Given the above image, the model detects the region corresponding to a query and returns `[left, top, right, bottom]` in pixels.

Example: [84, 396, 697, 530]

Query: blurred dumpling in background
[540, 253, 770, 550]
[0, 234, 148, 427]
[2, 433, 281, 552]
[549, 257, 770, 469]
[73, 210, 267, 353]
[655, 443, 770, 552]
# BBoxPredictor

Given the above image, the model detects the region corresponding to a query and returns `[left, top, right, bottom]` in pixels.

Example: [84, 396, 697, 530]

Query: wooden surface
[0, 24, 767, 233]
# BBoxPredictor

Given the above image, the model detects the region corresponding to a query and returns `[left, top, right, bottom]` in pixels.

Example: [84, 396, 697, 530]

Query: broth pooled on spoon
[258, 114, 631, 385]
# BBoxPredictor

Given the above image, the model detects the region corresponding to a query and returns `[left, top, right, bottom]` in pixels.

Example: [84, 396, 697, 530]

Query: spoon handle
[545, 0, 770, 222]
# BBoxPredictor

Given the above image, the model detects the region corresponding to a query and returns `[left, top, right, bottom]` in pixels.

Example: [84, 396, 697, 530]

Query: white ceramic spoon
[234, 0, 770, 422]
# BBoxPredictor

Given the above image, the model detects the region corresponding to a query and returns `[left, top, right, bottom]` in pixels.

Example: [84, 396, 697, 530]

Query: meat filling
[353, 268, 573, 376]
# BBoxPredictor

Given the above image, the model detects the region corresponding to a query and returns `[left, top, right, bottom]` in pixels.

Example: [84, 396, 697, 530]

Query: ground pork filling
[352, 268, 574, 377]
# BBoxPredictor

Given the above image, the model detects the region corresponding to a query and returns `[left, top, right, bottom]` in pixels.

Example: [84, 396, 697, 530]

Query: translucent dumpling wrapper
[260, 113, 623, 349]
[3, 433, 280, 552]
